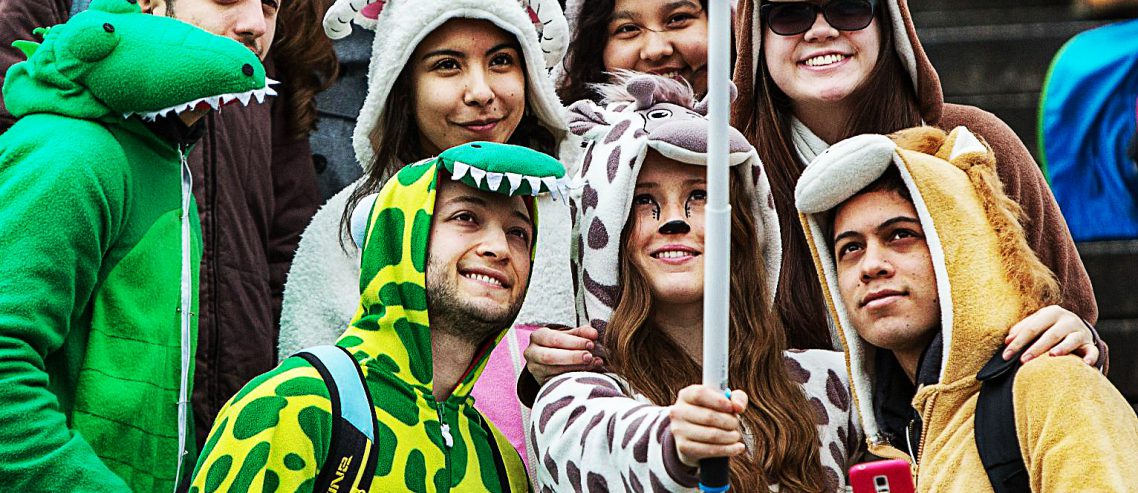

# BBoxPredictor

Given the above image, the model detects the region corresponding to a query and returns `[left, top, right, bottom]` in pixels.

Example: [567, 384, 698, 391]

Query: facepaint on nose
[659, 219, 691, 235]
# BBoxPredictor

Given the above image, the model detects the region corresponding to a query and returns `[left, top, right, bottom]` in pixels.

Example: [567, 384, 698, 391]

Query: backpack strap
[974, 344, 1031, 493]
[295, 345, 379, 493]
[477, 413, 528, 492]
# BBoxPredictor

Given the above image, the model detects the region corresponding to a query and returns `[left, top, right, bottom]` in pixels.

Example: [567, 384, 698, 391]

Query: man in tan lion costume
[795, 125, 1138, 491]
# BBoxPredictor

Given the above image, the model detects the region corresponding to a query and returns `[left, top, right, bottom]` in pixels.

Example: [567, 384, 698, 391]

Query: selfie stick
[700, 0, 732, 491]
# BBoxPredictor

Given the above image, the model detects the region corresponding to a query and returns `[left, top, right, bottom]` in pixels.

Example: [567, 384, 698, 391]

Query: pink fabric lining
[471, 324, 537, 468]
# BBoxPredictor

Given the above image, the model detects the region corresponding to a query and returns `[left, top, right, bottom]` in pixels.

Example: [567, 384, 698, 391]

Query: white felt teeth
[485, 172, 504, 191]
[469, 167, 487, 187]
[451, 160, 471, 181]
[525, 176, 542, 195]
[125, 78, 280, 121]
[505, 173, 523, 195]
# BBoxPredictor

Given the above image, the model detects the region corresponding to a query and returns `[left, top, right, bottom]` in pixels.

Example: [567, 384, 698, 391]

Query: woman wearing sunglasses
[732, 0, 1106, 356]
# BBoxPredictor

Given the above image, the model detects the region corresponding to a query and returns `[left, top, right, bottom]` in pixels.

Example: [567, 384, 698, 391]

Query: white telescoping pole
[700, 0, 732, 491]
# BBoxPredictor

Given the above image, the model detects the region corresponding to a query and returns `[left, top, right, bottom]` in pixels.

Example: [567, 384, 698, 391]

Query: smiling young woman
[278, 0, 574, 476]
[558, 0, 713, 103]
[732, 0, 1104, 356]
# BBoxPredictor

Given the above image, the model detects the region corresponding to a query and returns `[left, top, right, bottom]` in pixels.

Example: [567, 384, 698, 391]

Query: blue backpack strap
[975, 345, 1030, 493]
[295, 345, 378, 493]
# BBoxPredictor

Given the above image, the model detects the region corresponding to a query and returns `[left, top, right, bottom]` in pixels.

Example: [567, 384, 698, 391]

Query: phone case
[849, 459, 915, 493]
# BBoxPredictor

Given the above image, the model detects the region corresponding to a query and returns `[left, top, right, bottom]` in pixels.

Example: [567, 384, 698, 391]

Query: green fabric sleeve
[0, 122, 131, 491]
[189, 358, 333, 493]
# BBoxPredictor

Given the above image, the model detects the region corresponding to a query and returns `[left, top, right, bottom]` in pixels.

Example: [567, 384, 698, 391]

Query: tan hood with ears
[732, 0, 944, 124]
[794, 126, 1060, 447]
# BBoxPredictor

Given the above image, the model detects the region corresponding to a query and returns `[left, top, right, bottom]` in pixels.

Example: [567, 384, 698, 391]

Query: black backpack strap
[975, 344, 1031, 493]
[477, 414, 528, 492]
[296, 346, 379, 493]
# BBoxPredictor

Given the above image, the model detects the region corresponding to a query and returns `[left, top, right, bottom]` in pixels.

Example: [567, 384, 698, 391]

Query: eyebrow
[421, 41, 520, 61]
[446, 195, 531, 225]
[612, 0, 700, 22]
[635, 178, 707, 190]
[832, 215, 921, 244]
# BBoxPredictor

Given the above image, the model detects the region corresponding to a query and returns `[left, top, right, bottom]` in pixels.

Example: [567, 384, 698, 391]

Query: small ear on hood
[567, 99, 613, 140]
[693, 81, 737, 115]
[626, 76, 658, 109]
[940, 126, 994, 172]
[888, 126, 945, 156]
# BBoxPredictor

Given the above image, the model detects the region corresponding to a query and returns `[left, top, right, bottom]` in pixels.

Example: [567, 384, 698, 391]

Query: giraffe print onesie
[530, 74, 862, 492]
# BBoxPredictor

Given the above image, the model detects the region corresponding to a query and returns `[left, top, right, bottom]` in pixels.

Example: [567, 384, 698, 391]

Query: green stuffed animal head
[438, 141, 571, 200]
[6, 0, 275, 121]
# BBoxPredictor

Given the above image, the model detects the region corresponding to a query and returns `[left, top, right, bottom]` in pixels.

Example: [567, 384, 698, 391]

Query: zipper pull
[440, 423, 453, 448]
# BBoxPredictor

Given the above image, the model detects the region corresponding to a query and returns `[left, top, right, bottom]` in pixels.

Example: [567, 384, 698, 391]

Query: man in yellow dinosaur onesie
[795, 126, 1138, 492]
[189, 142, 569, 492]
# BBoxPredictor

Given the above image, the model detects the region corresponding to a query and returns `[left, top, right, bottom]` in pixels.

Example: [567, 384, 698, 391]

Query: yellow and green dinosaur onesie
[189, 142, 567, 492]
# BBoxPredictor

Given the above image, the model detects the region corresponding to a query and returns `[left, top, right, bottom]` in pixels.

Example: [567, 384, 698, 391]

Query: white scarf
[790, 117, 831, 165]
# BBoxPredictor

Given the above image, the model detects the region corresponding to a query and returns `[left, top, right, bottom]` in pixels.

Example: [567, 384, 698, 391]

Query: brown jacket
[731, 0, 1098, 325]
[0, 0, 69, 133]
[188, 62, 322, 447]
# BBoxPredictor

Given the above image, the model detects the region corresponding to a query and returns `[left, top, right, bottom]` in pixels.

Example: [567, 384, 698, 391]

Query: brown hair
[338, 26, 557, 244]
[604, 167, 827, 493]
[558, 0, 710, 103]
[271, 0, 340, 140]
[736, 5, 922, 350]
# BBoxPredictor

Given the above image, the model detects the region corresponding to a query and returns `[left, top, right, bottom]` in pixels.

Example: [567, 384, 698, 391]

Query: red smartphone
[849, 459, 915, 493]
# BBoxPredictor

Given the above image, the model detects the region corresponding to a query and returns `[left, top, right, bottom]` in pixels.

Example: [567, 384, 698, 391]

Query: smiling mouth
[651, 248, 701, 260]
[803, 54, 848, 67]
[461, 271, 509, 289]
[458, 119, 502, 133]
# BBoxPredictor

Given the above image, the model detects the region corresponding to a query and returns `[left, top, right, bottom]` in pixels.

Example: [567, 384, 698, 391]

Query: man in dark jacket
[1, 0, 329, 449]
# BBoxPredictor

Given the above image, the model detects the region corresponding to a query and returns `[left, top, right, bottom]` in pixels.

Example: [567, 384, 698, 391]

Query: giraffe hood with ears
[567, 72, 780, 332]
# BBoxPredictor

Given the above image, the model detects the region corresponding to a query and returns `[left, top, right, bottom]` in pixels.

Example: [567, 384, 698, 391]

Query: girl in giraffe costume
[529, 73, 859, 492]
[190, 142, 571, 492]
[278, 0, 577, 471]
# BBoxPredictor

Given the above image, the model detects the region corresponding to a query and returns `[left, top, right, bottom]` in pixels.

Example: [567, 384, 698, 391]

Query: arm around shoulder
[1012, 355, 1138, 491]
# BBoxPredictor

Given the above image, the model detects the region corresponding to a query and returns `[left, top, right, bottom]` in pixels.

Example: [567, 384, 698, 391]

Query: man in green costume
[190, 142, 568, 492]
[0, 0, 275, 490]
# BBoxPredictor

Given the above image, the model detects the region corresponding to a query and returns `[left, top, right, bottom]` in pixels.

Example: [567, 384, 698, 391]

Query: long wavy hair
[338, 23, 557, 244]
[735, 4, 922, 350]
[271, 0, 340, 140]
[557, 0, 711, 103]
[603, 167, 827, 493]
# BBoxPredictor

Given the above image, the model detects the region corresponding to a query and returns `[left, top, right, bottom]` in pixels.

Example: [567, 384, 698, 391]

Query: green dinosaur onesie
[0, 0, 273, 491]
[189, 142, 567, 492]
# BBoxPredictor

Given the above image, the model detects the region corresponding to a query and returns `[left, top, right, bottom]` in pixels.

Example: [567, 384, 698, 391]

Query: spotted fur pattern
[566, 74, 781, 333]
[531, 350, 862, 492]
[189, 160, 531, 492]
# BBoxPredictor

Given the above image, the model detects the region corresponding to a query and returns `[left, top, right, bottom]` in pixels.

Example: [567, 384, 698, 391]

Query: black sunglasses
[760, 0, 877, 36]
